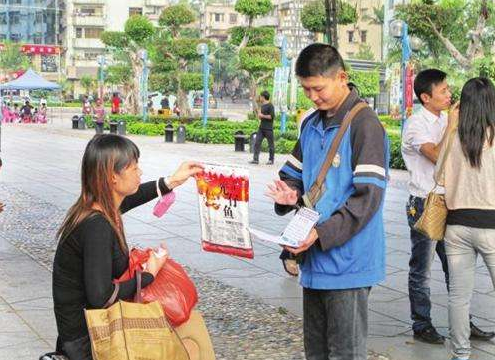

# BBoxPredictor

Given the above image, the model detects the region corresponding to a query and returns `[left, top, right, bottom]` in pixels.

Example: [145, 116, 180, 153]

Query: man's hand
[257, 111, 264, 119]
[265, 180, 298, 205]
[0, 202, 4, 214]
[284, 228, 318, 255]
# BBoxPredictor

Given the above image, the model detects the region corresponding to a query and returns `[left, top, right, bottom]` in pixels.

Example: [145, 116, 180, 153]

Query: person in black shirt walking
[250, 91, 275, 165]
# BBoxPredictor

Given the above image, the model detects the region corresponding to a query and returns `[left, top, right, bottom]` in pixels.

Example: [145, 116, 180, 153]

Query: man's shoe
[266, 160, 274, 165]
[249, 160, 259, 164]
[470, 322, 495, 340]
[413, 326, 445, 344]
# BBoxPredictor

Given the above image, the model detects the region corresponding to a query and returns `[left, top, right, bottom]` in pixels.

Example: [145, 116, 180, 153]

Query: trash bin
[234, 131, 247, 152]
[164, 123, 174, 143]
[72, 115, 79, 129]
[176, 125, 186, 143]
[117, 120, 126, 136]
[77, 116, 86, 130]
[249, 132, 257, 153]
[109, 121, 118, 134]
[94, 121, 104, 134]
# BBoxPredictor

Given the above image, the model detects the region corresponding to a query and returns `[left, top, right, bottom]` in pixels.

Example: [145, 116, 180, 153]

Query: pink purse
[153, 179, 176, 217]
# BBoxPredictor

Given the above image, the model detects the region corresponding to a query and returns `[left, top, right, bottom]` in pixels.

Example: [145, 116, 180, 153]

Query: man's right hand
[265, 180, 298, 205]
[448, 101, 460, 130]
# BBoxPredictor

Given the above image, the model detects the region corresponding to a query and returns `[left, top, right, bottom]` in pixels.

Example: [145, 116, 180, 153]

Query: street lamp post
[275, 34, 290, 133]
[139, 50, 150, 123]
[390, 20, 422, 133]
[197, 43, 210, 128]
[96, 55, 106, 101]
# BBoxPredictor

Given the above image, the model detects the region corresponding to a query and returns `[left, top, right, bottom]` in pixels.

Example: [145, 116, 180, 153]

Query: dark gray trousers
[303, 287, 370, 360]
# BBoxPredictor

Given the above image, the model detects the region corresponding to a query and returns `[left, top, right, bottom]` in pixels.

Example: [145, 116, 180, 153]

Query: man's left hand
[284, 228, 319, 255]
[257, 111, 263, 119]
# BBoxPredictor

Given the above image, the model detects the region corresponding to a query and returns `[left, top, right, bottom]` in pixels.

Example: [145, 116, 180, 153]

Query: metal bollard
[176, 125, 186, 143]
[164, 123, 174, 142]
[249, 132, 257, 153]
[72, 115, 79, 129]
[234, 130, 247, 152]
[94, 121, 104, 134]
[77, 116, 86, 130]
[109, 121, 118, 134]
[117, 120, 126, 136]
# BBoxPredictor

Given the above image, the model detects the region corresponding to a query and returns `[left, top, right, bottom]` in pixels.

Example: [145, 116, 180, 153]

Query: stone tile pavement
[0, 122, 494, 359]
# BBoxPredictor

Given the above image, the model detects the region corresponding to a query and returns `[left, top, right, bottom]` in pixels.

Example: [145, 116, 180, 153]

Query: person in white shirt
[401, 69, 494, 345]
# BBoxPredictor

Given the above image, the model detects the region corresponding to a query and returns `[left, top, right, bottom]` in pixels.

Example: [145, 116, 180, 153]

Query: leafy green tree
[229, 26, 275, 47]
[301, 0, 357, 44]
[349, 68, 380, 98]
[355, 44, 376, 61]
[80, 75, 96, 96]
[395, 0, 493, 72]
[101, 15, 155, 114]
[0, 41, 31, 77]
[154, 4, 208, 117]
[234, 0, 274, 49]
[239, 46, 279, 112]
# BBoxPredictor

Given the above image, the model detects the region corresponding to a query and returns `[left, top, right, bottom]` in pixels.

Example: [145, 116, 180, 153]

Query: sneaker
[249, 160, 259, 165]
[266, 160, 274, 165]
[470, 321, 495, 340]
[413, 326, 445, 344]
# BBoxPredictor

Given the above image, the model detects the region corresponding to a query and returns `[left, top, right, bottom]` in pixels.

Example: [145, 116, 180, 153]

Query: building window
[129, 7, 142, 17]
[76, 27, 83, 38]
[361, 31, 367, 43]
[214, 13, 223, 22]
[85, 27, 103, 39]
[229, 13, 237, 24]
[348, 31, 354, 43]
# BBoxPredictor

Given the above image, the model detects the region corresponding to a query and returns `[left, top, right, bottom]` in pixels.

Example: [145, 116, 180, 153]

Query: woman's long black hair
[458, 77, 495, 168]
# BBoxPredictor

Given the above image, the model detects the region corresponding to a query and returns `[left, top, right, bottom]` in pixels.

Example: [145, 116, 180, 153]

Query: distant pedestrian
[249, 91, 275, 165]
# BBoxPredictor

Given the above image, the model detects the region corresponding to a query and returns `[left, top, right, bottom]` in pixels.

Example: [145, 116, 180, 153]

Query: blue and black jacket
[276, 89, 389, 289]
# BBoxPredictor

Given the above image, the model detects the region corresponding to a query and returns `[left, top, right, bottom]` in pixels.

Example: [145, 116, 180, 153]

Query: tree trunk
[249, 77, 258, 114]
[331, 0, 338, 49]
[324, 0, 333, 45]
[126, 53, 142, 115]
[177, 87, 191, 118]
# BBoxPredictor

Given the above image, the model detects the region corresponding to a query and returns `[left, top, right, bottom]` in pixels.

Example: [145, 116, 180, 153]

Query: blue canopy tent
[0, 68, 61, 91]
[0, 69, 61, 152]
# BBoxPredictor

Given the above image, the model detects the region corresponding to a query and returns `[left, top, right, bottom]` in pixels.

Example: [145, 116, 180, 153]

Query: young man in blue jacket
[266, 43, 388, 360]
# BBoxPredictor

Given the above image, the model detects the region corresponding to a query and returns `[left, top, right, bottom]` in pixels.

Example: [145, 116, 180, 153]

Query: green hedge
[83, 114, 406, 170]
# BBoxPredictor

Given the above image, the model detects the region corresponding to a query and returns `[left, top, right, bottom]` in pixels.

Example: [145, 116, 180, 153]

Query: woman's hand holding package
[145, 244, 169, 277]
[167, 161, 204, 189]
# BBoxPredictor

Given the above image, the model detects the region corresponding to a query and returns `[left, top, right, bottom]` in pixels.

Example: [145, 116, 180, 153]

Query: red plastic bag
[116, 248, 198, 327]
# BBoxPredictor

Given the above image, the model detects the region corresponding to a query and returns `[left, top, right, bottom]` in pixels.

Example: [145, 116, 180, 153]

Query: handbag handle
[303, 102, 368, 208]
[102, 270, 142, 308]
[135, 270, 143, 304]
[103, 283, 120, 309]
[433, 127, 457, 188]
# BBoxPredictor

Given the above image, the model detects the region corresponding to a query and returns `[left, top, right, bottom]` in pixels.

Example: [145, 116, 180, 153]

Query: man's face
[299, 70, 349, 111]
[421, 80, 451, 111]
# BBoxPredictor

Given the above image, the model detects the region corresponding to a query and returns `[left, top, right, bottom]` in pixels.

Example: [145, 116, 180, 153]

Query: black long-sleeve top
[53, 179, 170, 342]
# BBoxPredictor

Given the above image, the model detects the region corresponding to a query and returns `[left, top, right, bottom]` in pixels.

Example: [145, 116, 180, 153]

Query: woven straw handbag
[84, 272, 189, 360]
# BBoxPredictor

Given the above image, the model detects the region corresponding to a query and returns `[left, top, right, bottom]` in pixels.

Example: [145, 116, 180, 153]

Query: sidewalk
[0, 122, 494, 359]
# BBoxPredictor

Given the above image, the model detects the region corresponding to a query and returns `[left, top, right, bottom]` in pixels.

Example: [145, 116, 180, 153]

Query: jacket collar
[314, 88, 361, 130]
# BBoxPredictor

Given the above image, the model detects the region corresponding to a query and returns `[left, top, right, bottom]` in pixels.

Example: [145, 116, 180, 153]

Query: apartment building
[65, 0, 171, 91]
[0, 0, 62, 81]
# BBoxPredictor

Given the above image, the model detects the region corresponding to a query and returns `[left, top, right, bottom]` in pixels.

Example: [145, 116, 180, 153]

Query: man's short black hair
[414, 69, 447, 105]
[260, 91, 270, 100]
[295, 43, 346, 78]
